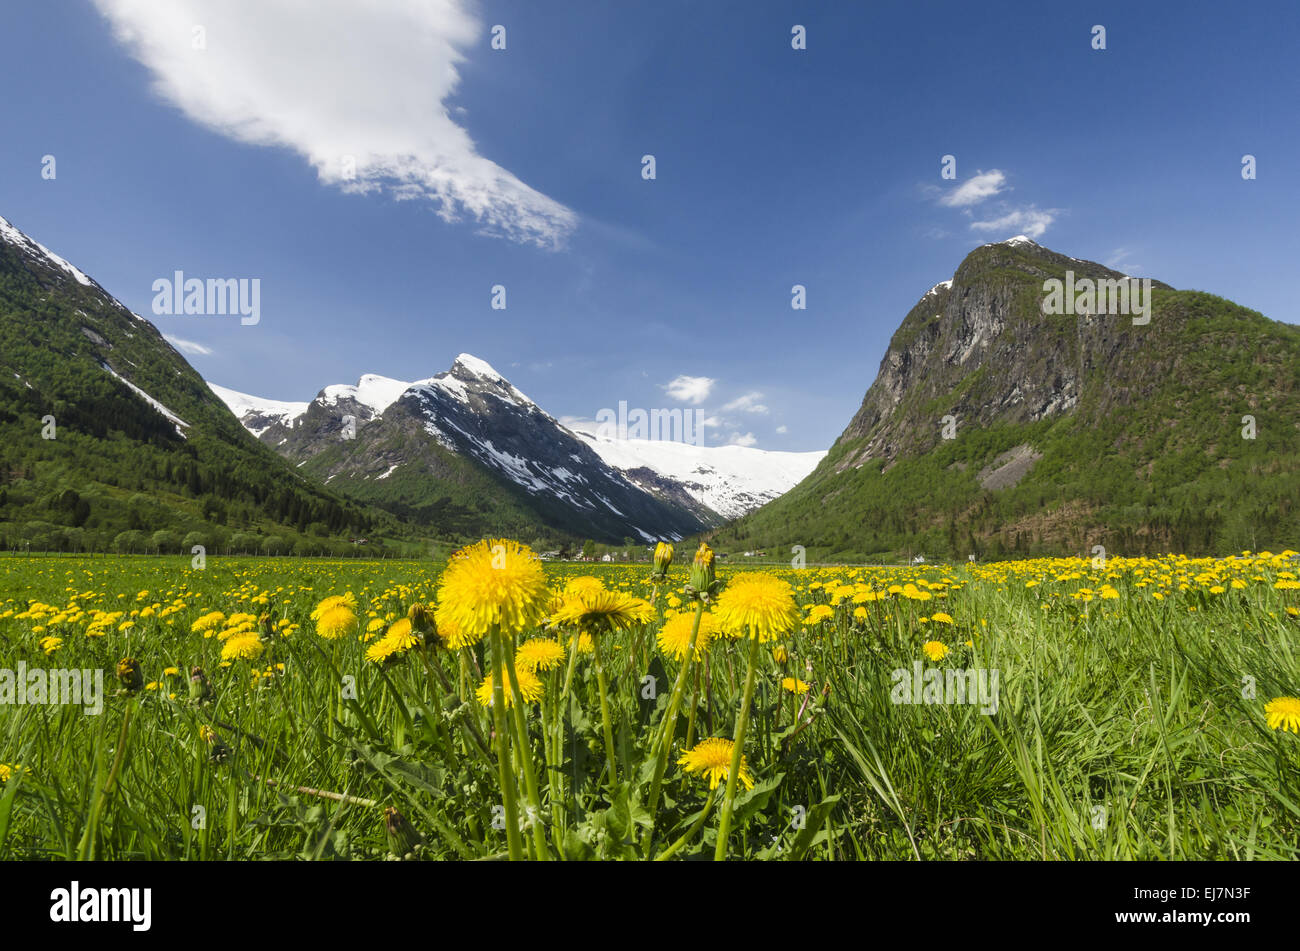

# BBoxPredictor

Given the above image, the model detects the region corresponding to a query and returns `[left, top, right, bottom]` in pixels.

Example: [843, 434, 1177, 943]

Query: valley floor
[1, 549, 1298, 859]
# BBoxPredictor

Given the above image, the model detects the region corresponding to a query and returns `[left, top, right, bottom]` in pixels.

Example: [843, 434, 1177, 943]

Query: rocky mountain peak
[836, 240, 1175, 470]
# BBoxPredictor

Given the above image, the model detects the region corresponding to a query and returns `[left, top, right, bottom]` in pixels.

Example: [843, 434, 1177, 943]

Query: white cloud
[1104, 248, 1142, 273]
[558, 414, 596, 433]
[165, 335, 213, 356]
[722, 391, 769, 414]
[970, 207, 1056, 239]
[91, 0, 576, 249]
[662, 375, 715, 404]
[775, 424, 788, 434]
[940, 170, 1006, 207]
[727, 432, 757, 447]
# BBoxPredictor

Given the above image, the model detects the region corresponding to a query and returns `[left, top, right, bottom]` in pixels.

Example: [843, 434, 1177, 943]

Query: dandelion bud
[653, 541, 674, 576]
[116, 657, 143, 692]
[688, 542, 716, 593]
[384, 806, 423, 857]
[188, 665, 214, 704]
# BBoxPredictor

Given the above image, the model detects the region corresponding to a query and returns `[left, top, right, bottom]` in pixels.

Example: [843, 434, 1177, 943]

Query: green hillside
[0, 216, 390, 555]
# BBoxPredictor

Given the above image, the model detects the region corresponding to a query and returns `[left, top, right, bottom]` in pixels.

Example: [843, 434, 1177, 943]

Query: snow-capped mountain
[211, 356, 819, 540]
[205, 383, 309, 437]
[571, 428, 825, 521]
[211, 356, 711, 542]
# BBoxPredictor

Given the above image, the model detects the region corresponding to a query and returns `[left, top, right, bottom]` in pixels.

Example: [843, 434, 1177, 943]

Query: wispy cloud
[722, 391, 769, 414]
[969, 206, 1057, 239]
[726, 432, 757, 447]
[940, 170, 1006, 207]
[91, 0, 576, 249]
[1104, 247, 1143, 273]
[165, 335, 213, 356]
[662, 375, 715, 404]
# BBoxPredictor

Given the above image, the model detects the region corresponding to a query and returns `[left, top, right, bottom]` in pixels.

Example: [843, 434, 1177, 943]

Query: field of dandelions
[1, 542, 1298, 860]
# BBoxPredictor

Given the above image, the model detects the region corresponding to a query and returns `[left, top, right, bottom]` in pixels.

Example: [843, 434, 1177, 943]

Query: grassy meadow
[1, 545, 1298, 860]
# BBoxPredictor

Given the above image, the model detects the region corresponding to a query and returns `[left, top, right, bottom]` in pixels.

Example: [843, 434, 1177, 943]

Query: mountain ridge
[211, 357, 824, 541]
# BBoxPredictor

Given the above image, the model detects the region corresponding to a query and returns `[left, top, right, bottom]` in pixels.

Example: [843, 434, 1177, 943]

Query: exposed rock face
[838, 239, 1172, 470]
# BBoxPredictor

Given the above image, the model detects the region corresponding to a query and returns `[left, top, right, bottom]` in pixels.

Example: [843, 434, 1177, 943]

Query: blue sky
[1, 0, 1296, 451]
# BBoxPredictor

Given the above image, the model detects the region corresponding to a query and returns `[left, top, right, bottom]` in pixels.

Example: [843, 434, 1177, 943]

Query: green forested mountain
[714, 238, 1300, 561]
[0, 213, 386, 555]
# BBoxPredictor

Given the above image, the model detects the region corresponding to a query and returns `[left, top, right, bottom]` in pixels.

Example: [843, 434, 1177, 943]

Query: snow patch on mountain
[102, 363, 190, 437]
[320, 373, 411, 416]
[572, 429, 826, 520]
[206, 382, 309, 436]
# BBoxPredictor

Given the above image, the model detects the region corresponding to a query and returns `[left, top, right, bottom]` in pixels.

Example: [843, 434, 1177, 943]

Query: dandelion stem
[594, 636, 618, 787]
[488, 625, 524, 861]
[714, 633, 760, 860]
[502, 633, 550, 861]
[645, 600, 703, 833]
[655, 788, 716, 861]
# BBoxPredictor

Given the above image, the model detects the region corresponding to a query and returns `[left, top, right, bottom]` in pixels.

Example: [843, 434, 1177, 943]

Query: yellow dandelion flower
[0, 764, 21, 783]
[563, 576, 606, 598]
[221, 634, 264, 662]
[365, 618, 420, 663]
[516, 638, 566, 672]
[805, 604, 835, 625]
[714, 573, 800, 642]
[677, 737, 754, 791]
[316, 604, 358, 640]
[437, 539, 549, 642]
[551, 588, 653, 634]
[39, 635, 62, 655]
[781, 677, 810, 695]
[475, 665, 544, 708]
[922, 640, 949, 662]
[190, 611, 226, 635]
[311, 593, 358, 620]
[772, 644, 789, 664]
[656, 610, 719, 661]
[1264, 696, 1300, 733]
[930, 611, 955, 625]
